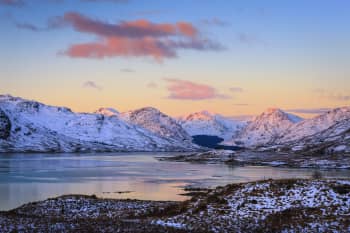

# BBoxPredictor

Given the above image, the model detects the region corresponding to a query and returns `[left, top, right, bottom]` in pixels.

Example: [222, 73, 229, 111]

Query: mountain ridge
[0, 95, 198, 152]
[0, 94, 349, 154]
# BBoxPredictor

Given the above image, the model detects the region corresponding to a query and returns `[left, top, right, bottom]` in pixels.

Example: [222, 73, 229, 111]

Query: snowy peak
[256, 108, 303, 124]
[121, 107, 192, 142]
[95, 108, 119, 117]
[179, 110, 246, 140]
[232, 106, 350, 149]
[230, 108, 303, 147]
[182, 110, 215, 121]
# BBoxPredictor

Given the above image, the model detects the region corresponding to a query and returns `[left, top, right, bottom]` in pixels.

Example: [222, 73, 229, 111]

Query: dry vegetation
[1, 179, 350, 233]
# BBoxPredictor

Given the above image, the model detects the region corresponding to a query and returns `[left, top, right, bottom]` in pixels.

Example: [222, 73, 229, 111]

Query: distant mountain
[278, 107, 350, 143]
[229, 108, 303, 147]
[274, 117, 350, 155]
[268, 107, 350, 155]
[1, 94, 348, 154]
[0, 95, 197, 152]
[121, 107, 193, 144]
[179, 111, 246, 140]
[232, 107, 350, 153]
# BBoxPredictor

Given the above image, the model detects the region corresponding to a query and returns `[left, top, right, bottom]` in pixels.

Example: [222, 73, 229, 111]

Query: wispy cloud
[329, 94, 350, 101]
[82, 81, 103, 90]
[237, 33, 265, 45]
[286, 108, 332, 114]
[61, 12, 198, 38]
[0, 0, 24, 6]
[120, 68, 134, 73]
[313, 88, 350, 102]
[164, 78, 229, 100]
[147, 82, 157, 88]
[81, 0, 128, 2]
[15, 22, 41, 31]
[233, 103, 249, 106]
[15, 16, 66, 31]
[133, 10, 169, 16]
[229, 87, 244, 93]
[201, 18, 229, 27]
[3, 0, 127, 5]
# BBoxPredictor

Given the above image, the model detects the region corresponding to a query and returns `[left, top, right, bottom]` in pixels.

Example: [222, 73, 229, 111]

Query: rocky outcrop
[0, 109, 11, 139]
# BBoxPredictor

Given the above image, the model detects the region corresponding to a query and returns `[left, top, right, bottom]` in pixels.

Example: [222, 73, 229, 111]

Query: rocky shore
[159, 150, 350, 169]
[1, 179, 349, 233]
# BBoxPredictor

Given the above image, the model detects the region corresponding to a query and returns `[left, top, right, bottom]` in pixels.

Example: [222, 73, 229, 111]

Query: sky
[0, 0, 349, 118]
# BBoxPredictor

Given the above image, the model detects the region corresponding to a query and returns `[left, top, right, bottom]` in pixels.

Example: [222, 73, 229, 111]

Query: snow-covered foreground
[155, 179, 350, 232]
[1, 179, 349, 233]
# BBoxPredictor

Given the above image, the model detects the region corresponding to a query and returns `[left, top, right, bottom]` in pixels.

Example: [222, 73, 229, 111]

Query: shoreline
[158, 150, 350, 169]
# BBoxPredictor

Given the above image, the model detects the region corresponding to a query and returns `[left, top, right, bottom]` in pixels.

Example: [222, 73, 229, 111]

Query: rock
[0, 109, 11, 139]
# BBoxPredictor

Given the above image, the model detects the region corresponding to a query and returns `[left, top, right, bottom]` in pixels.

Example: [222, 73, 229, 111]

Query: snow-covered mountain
[0, 95, 197, 152]
[277, 107, 350, 143]
[265, 107, 350, 154]
[179, 111, 246, 140]
[120, 107, 192, 144]
[275, 117, 350, 155]
[229, 108, 303, 147]
[1, 94, 348, 154]
[231, 107, 350, 152]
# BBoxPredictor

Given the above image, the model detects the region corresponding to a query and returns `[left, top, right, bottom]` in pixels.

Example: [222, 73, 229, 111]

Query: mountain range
[0, 95, 197, 152]
[228, 107, 350, 154]
[0, 94, 349, 154]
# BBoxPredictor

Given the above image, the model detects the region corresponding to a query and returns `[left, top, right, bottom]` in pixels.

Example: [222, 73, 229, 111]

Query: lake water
[1, 152, 350, 211]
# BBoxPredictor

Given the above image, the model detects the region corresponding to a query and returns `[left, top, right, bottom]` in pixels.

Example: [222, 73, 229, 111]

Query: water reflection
[0, 152, 349, 210]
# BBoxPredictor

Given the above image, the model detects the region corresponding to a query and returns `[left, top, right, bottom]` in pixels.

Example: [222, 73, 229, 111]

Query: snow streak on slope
[179, 111, 246, 140]
[0, 95, 196, 152]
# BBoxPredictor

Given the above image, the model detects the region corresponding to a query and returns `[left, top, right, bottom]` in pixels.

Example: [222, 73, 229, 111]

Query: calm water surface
[0, 152, 349, 210]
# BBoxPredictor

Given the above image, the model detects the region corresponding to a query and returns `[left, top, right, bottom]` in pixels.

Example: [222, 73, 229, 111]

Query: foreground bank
[1, 179, 349, 233]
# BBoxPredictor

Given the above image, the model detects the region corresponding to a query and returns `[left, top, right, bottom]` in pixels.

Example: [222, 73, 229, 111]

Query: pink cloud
[62, 12, 198, 39]
[64, 34, 223, 61]
[15, 11, 224, 61]
[64, 37, 177, 61]
[57, 12, 223, 61]
[164, 78, 230, 100]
